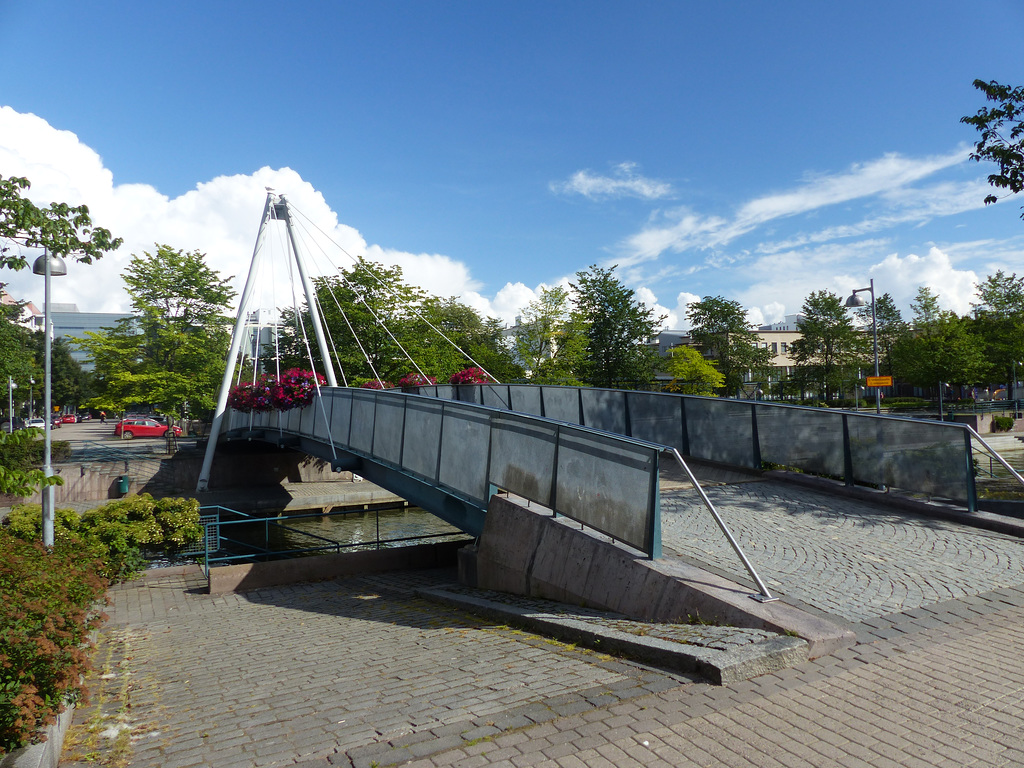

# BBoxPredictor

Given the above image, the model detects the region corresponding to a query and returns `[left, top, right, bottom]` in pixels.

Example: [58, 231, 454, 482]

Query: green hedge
[0, 537, 107, 754]
[4, 495, 203, 582]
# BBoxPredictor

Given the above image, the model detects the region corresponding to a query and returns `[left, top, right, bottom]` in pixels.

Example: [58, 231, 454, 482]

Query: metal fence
[227, 388, 663, 557]
[410, 383, 978, 509]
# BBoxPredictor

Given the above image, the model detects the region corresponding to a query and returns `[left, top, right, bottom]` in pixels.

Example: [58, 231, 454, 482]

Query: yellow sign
[866, 376, 893, 387]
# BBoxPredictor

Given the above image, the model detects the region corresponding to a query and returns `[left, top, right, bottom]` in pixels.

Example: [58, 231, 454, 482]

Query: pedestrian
[100, 411, 106, 424]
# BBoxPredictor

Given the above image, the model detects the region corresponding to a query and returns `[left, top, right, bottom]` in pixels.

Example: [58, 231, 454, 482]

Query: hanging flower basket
[449, 367, 494, 385]
[397, 372, 437, 389]
[358, 379, 393, 390]
[228, 369, 325, 413]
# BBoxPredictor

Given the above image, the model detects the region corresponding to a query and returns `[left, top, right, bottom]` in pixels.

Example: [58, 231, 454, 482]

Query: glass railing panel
[402, 398, 444, 482]
[581, 388, 627, 434]
[481, 384, 511, 410]
[371, 395, 406, 465]
[489, 413, 558, 507]
[349, 391, 376, 453]
[684, 398, 757, 467]
[554, 426, 658, 553]
[756, 403, 845, 477]
[509, 384, 543, 416]
[626, 391, 682, 448]
[848, 416, 970, 500]
[541, 386, 581, 424]
[438, 402, 491, 502]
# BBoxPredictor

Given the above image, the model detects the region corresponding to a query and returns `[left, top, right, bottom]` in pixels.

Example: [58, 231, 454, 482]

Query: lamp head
[32, 252, 68, 277]
[845, 292, 867, 308]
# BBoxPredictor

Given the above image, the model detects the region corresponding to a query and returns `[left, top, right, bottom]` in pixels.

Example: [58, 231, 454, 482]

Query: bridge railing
[411, 383, 978, 510]
[226, 388, 663, 557]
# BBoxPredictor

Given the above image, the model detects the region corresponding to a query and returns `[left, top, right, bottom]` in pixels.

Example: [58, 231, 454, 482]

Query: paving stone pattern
[661, 481, 1024, 622]
[64, 478, 1024, 767]
[96, 568, 691, 768]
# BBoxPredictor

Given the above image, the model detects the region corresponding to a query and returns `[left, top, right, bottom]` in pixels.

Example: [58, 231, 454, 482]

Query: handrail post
[666, 448, 777, 602]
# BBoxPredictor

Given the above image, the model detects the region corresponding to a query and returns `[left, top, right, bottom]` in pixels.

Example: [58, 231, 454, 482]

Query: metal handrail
[968, 427, 1024, 490]
[665, 448, 777, 602]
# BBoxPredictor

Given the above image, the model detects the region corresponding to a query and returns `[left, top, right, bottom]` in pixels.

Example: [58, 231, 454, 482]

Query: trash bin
[117, 475, 131, 496]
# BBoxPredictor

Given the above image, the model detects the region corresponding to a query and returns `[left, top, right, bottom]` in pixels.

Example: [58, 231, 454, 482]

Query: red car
[114, 418, 183, 439]
[59, 414, 77, 424]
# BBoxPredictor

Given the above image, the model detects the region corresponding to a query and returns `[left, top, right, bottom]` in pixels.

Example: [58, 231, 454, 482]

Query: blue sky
[2, 1, 1024, 329]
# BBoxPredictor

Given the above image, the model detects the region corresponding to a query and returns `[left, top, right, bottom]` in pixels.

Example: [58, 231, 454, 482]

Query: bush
[992, 415, 1015, 432]
[4, 495, 202, 582]
[0, 536, 108, 754]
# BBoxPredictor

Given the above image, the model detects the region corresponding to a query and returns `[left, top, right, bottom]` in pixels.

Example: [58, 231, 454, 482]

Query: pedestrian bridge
[221, 383, 991, 563]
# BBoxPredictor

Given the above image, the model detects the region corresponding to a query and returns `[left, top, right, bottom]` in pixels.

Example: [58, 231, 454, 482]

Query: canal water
[224, 504, 468, 558]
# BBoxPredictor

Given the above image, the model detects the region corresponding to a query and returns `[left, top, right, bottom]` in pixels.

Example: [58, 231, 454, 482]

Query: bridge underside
[223, 428, 488, 537]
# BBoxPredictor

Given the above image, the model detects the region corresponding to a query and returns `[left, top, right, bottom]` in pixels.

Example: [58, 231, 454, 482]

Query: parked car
[114, 418, 182, 439]
[25, 417, 46, 430]
[59, 414, 77, 424]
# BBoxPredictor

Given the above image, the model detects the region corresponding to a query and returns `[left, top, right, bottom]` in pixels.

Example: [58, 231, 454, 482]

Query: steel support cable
[286, 218, 383, 387]
[287, 203, 499, 383]
[285, 222, 353, 386]
[279, 226, 339, 458]
[666, 448, 777, 602]
[287, 213, 426, 387]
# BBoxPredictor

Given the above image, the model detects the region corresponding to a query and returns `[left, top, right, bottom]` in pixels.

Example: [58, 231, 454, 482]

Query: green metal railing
[195, 505, 469, 574]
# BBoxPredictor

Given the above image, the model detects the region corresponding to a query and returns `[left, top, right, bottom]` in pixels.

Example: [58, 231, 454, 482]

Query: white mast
[196, 192, 275, 492]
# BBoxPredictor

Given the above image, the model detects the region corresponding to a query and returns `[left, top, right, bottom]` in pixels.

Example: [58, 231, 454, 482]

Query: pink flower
[449, 367, 494, 385]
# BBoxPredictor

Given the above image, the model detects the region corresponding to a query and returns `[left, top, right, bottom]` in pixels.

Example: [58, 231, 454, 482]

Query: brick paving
[63, 478, 1024, 767]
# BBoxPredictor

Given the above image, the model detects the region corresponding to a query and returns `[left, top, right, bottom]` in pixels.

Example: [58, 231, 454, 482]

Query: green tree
[896, 287, 988, 389]
[663, 345, 724, 395]
[855, 292, 910, 380]
[76, 245, 235, 417]
[279, 259, 518, 385]
[0, 175, 122, 268]
[970, 270, 1024, 383]
[790, 291, 869, 400]
[570, 265, 664, 388]
[961, 79, 1024, 218]
[0, 300, 35, 398]
[515, 286, 587, 384]
[686, 296, 774, 394]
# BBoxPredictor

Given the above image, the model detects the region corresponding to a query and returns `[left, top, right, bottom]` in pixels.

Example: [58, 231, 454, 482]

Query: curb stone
[416, 585, 809, 685]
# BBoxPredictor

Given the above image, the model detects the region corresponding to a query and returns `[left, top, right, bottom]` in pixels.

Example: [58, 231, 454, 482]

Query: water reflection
[231, 505, 465, 557]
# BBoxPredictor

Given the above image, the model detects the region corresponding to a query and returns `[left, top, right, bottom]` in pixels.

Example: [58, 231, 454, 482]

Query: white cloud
[0, 107, 488, 319]
[551, 162, 673, 201]
[620, 148, 972, 267]
[871, 247, 979, 315]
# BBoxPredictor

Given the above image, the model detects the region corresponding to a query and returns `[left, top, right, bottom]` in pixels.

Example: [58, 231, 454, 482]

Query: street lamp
[6, 377, 15, 432]
[845, 278, 881, 414]
[33, 249, 67, 548]
[29, 378, 35, 419]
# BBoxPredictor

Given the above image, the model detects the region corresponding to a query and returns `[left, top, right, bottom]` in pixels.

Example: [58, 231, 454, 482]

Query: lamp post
[33, 249, 67, 548]
[6, 377, 15, 431]
[29, 378, 35, 419]
[845, 278, 881, 414]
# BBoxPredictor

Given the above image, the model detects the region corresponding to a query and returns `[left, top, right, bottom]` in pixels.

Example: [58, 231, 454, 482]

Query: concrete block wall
[470, 495, 853, 658]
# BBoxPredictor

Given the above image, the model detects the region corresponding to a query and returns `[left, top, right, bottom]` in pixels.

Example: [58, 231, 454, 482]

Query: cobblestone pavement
[66, 568, 694, 768]
[62, 479, 1024, 767]
[661, 480, 1024, 623]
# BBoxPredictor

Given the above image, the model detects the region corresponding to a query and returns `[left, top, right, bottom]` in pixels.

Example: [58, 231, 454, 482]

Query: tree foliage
[686, 296, 774, 394]
[962, 79, 1024, 218]
[570, 265, 664, 388]
[663, 345, 724, 396]
[278, 258, 521, 386]
[790, 291, 869, 400]
[75, 245, 235, 417]
[0, 175, 122, 269]
[855, 292, 910, 380]
[515, 286, 587, 384]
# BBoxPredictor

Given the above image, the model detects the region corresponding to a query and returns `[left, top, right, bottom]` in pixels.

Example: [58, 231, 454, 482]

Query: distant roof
[50, 303, 80, 312]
